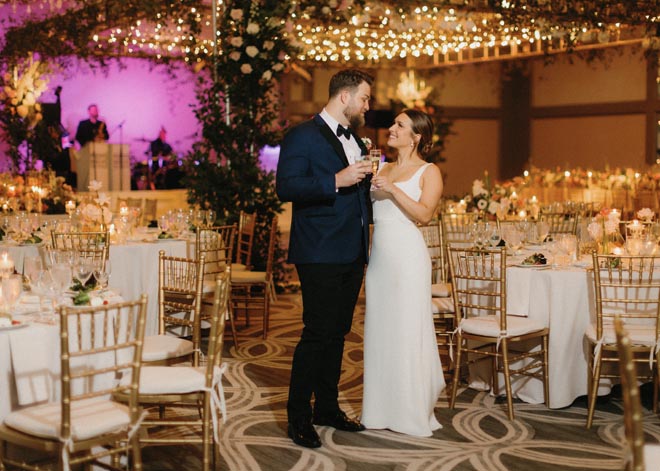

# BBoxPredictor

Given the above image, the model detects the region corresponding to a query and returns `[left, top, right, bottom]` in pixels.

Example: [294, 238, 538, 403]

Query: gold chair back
[195, 224, 237, 280]
[236, 211, 257, 269]
[158, 250, 206, 366]
[586, 253, 660, 428]
[441, 212, 479, 246]
[51, 230, 110, 266]
[614, 317, 646, 471]
[540, 211, 578, 236]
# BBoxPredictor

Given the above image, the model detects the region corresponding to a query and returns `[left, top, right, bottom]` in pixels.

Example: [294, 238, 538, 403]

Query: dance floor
[142, 293, 660, 471]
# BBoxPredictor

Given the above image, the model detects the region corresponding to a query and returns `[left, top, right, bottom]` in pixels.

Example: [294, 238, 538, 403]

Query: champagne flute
[369, 149, 381, 175]
[73, 257, 93, 289]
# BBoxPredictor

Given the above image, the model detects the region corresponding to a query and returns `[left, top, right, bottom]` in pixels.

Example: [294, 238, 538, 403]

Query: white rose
[488, 201, 500, 215]
[262, 70, 272, 81]
[82, 204, 101, 223]
[246, 22, 260, 34]
[263, 41, 275, 50]
[240, 64, 253, 74]
[229, 51, 241, 61]
[472, 179, 486, 197]
[245, 45, 259, 57]
[587, 221, 602, 241]
[88, 180, 102, 192]
[230, 36, 243, 47]
[230, 9, 243, 21]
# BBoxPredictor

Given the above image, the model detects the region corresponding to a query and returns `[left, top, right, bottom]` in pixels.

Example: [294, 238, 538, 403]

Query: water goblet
[535, 221, 550, 244]
[485, 222, 501, 248]
[504, 228, 523, 255]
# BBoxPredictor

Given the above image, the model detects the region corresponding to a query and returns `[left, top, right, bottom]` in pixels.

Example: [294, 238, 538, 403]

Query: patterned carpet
[142, 293, 660, 471]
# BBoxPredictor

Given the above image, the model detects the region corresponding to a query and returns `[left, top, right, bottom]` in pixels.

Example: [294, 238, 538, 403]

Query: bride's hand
[371, 175, 395, 193]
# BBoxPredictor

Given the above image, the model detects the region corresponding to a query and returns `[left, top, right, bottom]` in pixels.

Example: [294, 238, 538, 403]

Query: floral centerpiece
[0, 53, 51, 172]
[587, 208, 623, 254]
[637, 207, 655, 223]
[77, 180, 112, 232]
[463, 172, 519, 219]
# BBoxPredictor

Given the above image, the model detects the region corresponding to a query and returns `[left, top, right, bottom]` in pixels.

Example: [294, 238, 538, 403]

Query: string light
[5, 1, 660, 65]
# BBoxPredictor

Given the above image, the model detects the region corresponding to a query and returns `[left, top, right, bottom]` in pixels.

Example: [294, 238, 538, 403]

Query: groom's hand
[336, 161, 372, 189]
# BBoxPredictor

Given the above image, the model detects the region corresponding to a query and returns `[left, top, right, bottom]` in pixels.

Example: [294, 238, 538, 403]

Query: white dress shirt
[320, 109, 362, 165]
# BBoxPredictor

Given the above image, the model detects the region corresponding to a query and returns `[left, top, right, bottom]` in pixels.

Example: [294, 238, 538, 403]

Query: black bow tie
[336, 124, 351, 139]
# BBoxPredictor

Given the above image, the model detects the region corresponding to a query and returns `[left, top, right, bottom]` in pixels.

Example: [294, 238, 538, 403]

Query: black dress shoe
[287, 418, 322, 448]
[313, 410, 366, 432]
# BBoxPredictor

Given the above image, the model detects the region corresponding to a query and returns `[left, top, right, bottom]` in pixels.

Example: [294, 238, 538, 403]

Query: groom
[276, 68, 374, 448]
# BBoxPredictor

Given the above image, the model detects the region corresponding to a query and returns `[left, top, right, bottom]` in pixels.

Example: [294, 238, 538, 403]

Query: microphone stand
[109, 120, 126, 190]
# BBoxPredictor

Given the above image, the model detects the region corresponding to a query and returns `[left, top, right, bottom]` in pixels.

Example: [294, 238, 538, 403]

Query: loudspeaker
[365, 110, 394, 129]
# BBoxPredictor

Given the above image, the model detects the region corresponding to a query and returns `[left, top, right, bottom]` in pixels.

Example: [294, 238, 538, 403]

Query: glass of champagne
[369, 149, 381, 175]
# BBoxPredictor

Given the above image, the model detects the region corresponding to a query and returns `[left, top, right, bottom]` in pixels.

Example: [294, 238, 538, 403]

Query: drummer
[148, 127, 173, 189]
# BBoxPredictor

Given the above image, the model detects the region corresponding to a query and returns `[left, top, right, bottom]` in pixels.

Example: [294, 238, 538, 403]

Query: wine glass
[505, 228, 524, 255]
[50, 262, 72, 303]
[2, 274, 23, 313]
[485, 222, 501, 248]
[205, 210, 216, 228]
[535, 221, 550, 244]
[93, 260, 111, 290]
[72, 257, 93, 289]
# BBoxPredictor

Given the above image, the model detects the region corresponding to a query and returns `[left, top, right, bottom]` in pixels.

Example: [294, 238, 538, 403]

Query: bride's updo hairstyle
[402, 108, 434, 161]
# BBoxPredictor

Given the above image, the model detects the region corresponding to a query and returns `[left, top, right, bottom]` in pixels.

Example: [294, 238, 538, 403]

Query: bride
[361, 108, 445, 437]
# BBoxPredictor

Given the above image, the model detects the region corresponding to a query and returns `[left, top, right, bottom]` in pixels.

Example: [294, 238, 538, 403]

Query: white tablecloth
[108, 239, 188, 336]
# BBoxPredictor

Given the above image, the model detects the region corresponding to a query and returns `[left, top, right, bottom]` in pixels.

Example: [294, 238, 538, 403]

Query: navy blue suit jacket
[276, 114, 371, 265]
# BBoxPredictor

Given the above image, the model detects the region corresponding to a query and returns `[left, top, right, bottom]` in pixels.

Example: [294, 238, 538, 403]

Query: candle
[7, 186, 15, 197]
[518, 210, 527, 219]
[119, 206, 129, 216]
[65, 200, 76, 215]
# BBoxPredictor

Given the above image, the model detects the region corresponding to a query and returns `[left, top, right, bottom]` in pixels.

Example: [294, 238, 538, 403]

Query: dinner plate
[0, 320, 29, 331]
[512, 264, 551, 269]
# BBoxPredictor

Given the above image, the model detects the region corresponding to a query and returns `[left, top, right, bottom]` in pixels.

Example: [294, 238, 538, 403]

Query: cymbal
[134, 137, 151, 142]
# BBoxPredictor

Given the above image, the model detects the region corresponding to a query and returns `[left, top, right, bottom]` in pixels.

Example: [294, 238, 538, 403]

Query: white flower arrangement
[587, 209, 621, 240]
[79, 180, 112, 229]
[637, 207, 654, 222]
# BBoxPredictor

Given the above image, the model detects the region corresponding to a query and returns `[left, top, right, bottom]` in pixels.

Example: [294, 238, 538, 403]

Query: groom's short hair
[329, 69, 374, 99]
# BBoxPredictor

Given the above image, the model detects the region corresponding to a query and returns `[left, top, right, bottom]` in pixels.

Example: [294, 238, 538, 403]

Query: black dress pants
[287, 255, 365, 422]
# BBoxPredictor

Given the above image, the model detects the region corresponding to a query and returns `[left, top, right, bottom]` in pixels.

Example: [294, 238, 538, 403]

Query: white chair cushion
[644, 444, 660, 469]
[231, 263, 247, 272]
[585, 323, 658, 346]
[232, 270, 267, 283]
[432, 297, 455, 314]
[4, 397, 131, 441]
[142, 335, 193, 362]
[123, 365, 223, 395]
[431, 283, 452, 298]
[461, 315, 546, 337]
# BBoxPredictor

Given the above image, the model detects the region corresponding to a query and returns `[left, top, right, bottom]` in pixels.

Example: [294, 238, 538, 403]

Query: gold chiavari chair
[141, 251, 205, 366]
[615, 317, 660, 471]
[447, 246, 550, 420]
[51, 230, 110, 266]
[419, 219, 455, 382]
[539, 211, 579, 237]
[233, 211, 257, 272]
[585, 253, 660, 428]
[118, 269, 231, 471]
[195, 224, 239, 346]
[0, 296, 148, 471]
[232, 216, 278, 339]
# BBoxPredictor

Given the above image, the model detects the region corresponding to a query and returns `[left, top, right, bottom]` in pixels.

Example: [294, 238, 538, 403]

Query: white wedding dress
[361, 162, 445, 437]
